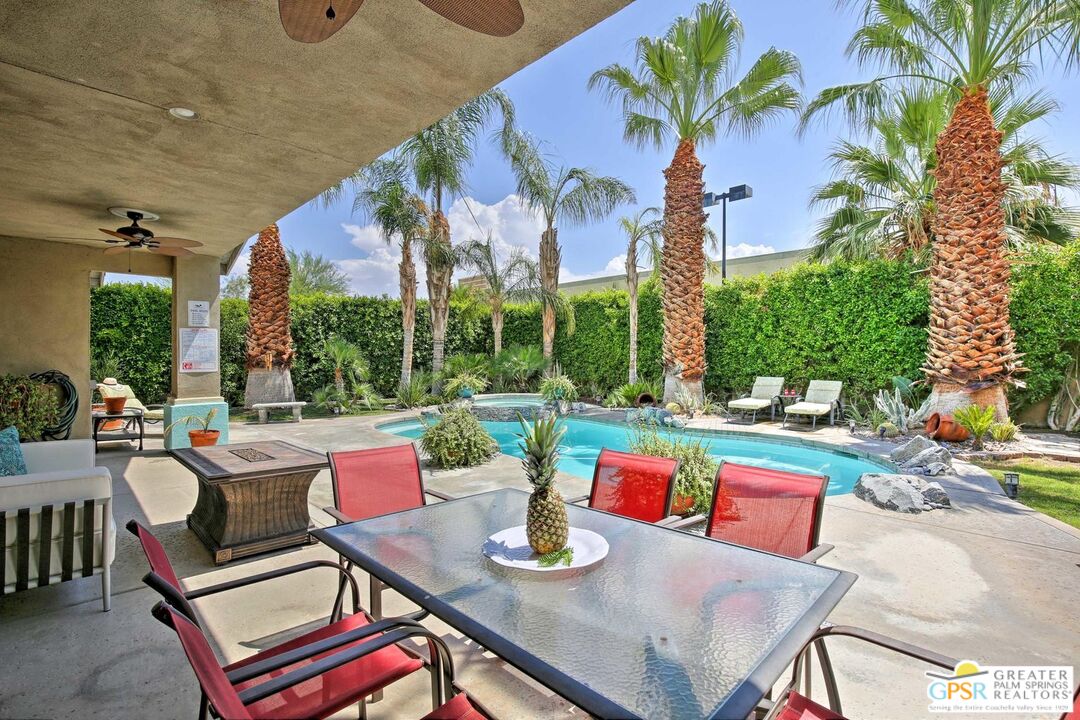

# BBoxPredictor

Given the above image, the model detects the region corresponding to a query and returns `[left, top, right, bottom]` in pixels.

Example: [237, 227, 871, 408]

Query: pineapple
[518, 415, 568, 555]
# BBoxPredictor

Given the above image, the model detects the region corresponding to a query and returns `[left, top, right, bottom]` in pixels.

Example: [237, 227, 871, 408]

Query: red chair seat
[422, 693, 487, 720]
[776, 691, 847, 720]
[228, 612, 424, 720]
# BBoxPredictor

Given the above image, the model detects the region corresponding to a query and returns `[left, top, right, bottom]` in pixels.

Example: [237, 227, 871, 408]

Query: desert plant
[874, 387, 931, 434]
[395, 372, 434, 409]
[605, 380, 663, 408]
[164, 407, 218, 435]
[953, 404, 997, 450]
[628, 427, 718, 513]
[245, 224, 294, 406]
[442, 373, 489, 400]
[517, 414, 569, 554]
[539, 373, 577, 405]
[323, 337, 369, 394]
[674, 386, 701, 418]
[989, 419, 1020, 443]
[419, 406, 497, 469]
[0, 374, 60, 441]
[491, 345, 547, 392]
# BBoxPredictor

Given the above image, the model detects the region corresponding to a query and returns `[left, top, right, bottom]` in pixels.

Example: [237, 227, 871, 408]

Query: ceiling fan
[98, 211, 202, 257]
[278, 0, 524, 43]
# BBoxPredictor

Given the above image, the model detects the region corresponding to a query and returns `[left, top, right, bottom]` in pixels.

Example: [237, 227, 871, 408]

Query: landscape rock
[905, 445, 953, 469]
[854, 473, 952, 513]
[889, 435, 937, 464]
[923, 462, 950, 477]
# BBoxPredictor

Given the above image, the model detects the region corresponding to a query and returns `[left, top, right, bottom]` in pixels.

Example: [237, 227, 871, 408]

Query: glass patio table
[312, 488, 856, 719]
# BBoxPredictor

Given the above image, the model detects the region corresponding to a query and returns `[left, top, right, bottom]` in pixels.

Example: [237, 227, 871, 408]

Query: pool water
[471, 395, 545, 407]
[379, 416, 892, 495]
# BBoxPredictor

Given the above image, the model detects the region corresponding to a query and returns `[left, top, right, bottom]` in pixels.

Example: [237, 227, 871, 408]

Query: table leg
[138, 417, 144, 451]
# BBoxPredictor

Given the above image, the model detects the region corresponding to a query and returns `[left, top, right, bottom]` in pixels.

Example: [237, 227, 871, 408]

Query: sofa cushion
[0, 426, 28, 476]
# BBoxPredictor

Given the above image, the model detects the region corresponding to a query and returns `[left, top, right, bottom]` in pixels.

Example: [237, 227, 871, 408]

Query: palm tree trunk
[627, 243, 639, 385]
[491, 297, 504, 355]
[399, 236, 416, 385]
[426, 211, 453, 381]
[660, 138, 707, 404]
[539, 226, 560, 359]
[334, 368, 345, 395]
[924, 86, 1019, 420]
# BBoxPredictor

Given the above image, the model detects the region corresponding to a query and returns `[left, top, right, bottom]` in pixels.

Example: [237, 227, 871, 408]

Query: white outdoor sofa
[1, 439, 114, 611]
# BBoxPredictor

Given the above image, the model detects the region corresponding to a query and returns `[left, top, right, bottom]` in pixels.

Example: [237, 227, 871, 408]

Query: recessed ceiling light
[168, 106, 198, 120]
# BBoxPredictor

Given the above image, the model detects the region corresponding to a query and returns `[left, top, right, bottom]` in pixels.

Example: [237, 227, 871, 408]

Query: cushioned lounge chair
[782, 381, 843, 430]
[96, 381, 165, 423]
[727, 376, 784, 422]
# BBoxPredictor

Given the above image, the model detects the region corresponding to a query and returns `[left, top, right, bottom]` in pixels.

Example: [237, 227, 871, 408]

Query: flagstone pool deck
[1, 411, 1077, 719]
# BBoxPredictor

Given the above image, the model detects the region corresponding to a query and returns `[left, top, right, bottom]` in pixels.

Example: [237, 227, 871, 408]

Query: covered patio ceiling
[0, 0, 630, 259]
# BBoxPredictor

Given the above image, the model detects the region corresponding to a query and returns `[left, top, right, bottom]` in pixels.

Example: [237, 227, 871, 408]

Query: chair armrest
[0, 467, 112, 511]
[424, 488, 456, 502]
[183, 560, 360, 615]
[566, 494, 589, 505]
[812, 624, 957, 670]
[660, 513, 706, 530]
[322, 506, 356, 524]
[799, 543, 834, 564]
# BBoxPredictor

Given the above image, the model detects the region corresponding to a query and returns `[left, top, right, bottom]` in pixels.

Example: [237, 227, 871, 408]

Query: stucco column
[165, 254, 229, 449]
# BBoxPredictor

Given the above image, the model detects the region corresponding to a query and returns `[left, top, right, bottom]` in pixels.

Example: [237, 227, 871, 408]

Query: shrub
[628, 427, 718, 513]
[989, 420, 1020, 443]
[0, 374, 60, 441]
[441, 354, 491, 381]
[396, 373, 434, 409]
[605, 380, 663, 408]
[954, 404, 996, 449]
[491, 346, 547, 391]
[419, 407, 497, 469]
[442, 373, 488, 400]
[539, 372, 577, 404]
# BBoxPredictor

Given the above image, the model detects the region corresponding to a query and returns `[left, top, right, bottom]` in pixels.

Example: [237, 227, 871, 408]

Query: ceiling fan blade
[103, 245, 130, 255]
[99, 228, 133, 242]
[416, 0, 523, 36]
[149, 246, 195, 257]
[151, 237, 203, 248]
[279, 0, 365, 43]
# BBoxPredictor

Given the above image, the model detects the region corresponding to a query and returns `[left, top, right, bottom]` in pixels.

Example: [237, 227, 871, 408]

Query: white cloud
[711, 242, 776, 260]
[558, 254, 626, 283]
[342, 223, 389, 253]
[446, 194, 545, 261]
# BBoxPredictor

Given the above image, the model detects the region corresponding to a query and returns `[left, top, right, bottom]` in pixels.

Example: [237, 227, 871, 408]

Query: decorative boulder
[889, 435, 937, 464]
[854, 473, 951, 513]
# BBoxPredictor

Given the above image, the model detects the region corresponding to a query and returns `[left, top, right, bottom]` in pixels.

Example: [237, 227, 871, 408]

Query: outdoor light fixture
[167, 106, 198, 120]
[702, 184, 753, 280]
[848, 419, 857, 435]
[1003, 472, 1020, 499]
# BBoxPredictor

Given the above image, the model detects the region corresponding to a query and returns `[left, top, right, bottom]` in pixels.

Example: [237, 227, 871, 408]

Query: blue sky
[232, 0, 1080, 296]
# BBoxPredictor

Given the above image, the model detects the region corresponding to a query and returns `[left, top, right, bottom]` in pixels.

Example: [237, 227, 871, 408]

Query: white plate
[482, 525, 609, 573]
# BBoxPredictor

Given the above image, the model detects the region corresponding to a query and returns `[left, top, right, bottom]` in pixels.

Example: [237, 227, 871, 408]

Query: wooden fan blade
[278, 0, 364, 43]
[149, 246, 194, 257]
[416, 0, 523, 36]
[151, 237, 203, 248]
[99, 228, 134, 242]
[103, 245, 130, 255]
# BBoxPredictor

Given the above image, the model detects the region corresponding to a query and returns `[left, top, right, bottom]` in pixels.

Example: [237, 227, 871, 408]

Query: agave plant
[874, 387, 932, 435]
[395, 372, 434, 409]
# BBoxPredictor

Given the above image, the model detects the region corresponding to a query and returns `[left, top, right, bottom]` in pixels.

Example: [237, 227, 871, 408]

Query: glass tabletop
[314, 488, 855, 719]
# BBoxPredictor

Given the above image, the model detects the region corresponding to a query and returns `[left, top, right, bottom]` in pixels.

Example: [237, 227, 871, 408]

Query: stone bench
[251, 401, 307, 424]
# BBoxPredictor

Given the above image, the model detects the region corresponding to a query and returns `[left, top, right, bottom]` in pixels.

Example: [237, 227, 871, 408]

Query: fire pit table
[170, 440, 327, 564]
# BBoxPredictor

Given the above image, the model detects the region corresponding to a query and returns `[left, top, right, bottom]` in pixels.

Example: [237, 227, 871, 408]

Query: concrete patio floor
[1, 411, 1077, 719]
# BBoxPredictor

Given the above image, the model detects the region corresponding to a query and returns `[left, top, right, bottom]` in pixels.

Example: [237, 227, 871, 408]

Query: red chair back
[589, 448, 679, 523]
[328, 444, 426, 521]
[705, 462, 827, 559]
[126, 519, 182, 590]
[152, 601, 252, 720]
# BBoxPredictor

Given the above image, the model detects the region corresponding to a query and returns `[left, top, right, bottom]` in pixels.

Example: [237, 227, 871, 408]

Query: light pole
[703, 183, 752, 281]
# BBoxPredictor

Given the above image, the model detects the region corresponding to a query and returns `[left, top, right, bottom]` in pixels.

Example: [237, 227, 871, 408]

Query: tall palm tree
[619, 207, 663, 383]
[320, 158, 429, 385]
[590, 1, 802, 401]
[244, 223, 295, 406]
[397, 90, 515, 377]
[459, 234, 542, 354]
[287, 248, 350, 295]
[801, 0, 1080, 418]
[504, 130, 635, 359]
[810, 87, 1080, 262]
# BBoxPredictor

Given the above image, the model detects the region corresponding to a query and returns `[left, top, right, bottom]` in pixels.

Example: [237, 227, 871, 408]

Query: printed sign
[187, 300, 210, 328]
[179, 328, 218, 373]
[927, 660, 1073, 713]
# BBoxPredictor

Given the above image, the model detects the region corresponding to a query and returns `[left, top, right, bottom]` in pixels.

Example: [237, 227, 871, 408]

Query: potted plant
[540, 373, 577, 415]
[165, 407, 220, 447]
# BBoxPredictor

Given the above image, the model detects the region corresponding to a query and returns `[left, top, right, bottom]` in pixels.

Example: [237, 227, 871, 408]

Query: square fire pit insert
[229, 448, 276, 463]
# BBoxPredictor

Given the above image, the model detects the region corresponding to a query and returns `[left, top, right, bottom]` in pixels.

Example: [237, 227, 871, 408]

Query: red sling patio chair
[325, 443, 455, 620]
[151, 600, 491, 720]
[662, 461, 833, 563]
[567, 448, 681, 523]
[128, 519, 441, 719]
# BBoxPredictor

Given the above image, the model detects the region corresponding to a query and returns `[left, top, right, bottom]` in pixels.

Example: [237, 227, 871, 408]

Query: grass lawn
[974, 459, 1080, 530]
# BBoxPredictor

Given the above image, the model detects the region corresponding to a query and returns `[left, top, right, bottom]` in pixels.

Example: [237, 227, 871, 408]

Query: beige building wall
[0, 236, 172, 438]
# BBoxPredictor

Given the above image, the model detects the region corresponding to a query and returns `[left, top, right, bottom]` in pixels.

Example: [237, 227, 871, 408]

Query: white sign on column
[188, 300, 210, 327]
[179, 328, 219, 373]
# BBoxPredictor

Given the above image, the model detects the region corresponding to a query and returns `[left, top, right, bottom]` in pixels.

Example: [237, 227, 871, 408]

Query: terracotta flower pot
[103, 396, 127, 414]
[924, 412, 970, 442]
[636, 392, 656, 407]
[188, 429, 220, 447]
[671, 494, 695, 515]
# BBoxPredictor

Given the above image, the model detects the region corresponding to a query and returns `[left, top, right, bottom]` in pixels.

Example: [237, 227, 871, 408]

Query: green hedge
[90, 245, 1080, 411]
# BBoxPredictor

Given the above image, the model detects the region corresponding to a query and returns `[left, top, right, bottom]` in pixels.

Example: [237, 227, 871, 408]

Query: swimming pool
[378, 415, 892, 495]
[470, 394, 545, 408]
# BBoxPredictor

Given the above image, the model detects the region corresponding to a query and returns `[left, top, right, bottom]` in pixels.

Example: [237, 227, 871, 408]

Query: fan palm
[810, 87, 1080, 262]
[398, 90, 515, 378]
[503, 130, 635, 359]
[619, 207, 663, 383]
[323, 337, 369, 394]
[590, 0, 802, 402]
[459, 233, 543, 354]
[802, 0, 1080, 418]
[319, 158, 429, 385]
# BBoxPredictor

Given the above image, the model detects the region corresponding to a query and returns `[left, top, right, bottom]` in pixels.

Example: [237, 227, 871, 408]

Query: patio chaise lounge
[782, 380, 843, 429]
[727, 376, 784, 423]
[96, 379, 165, 423]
